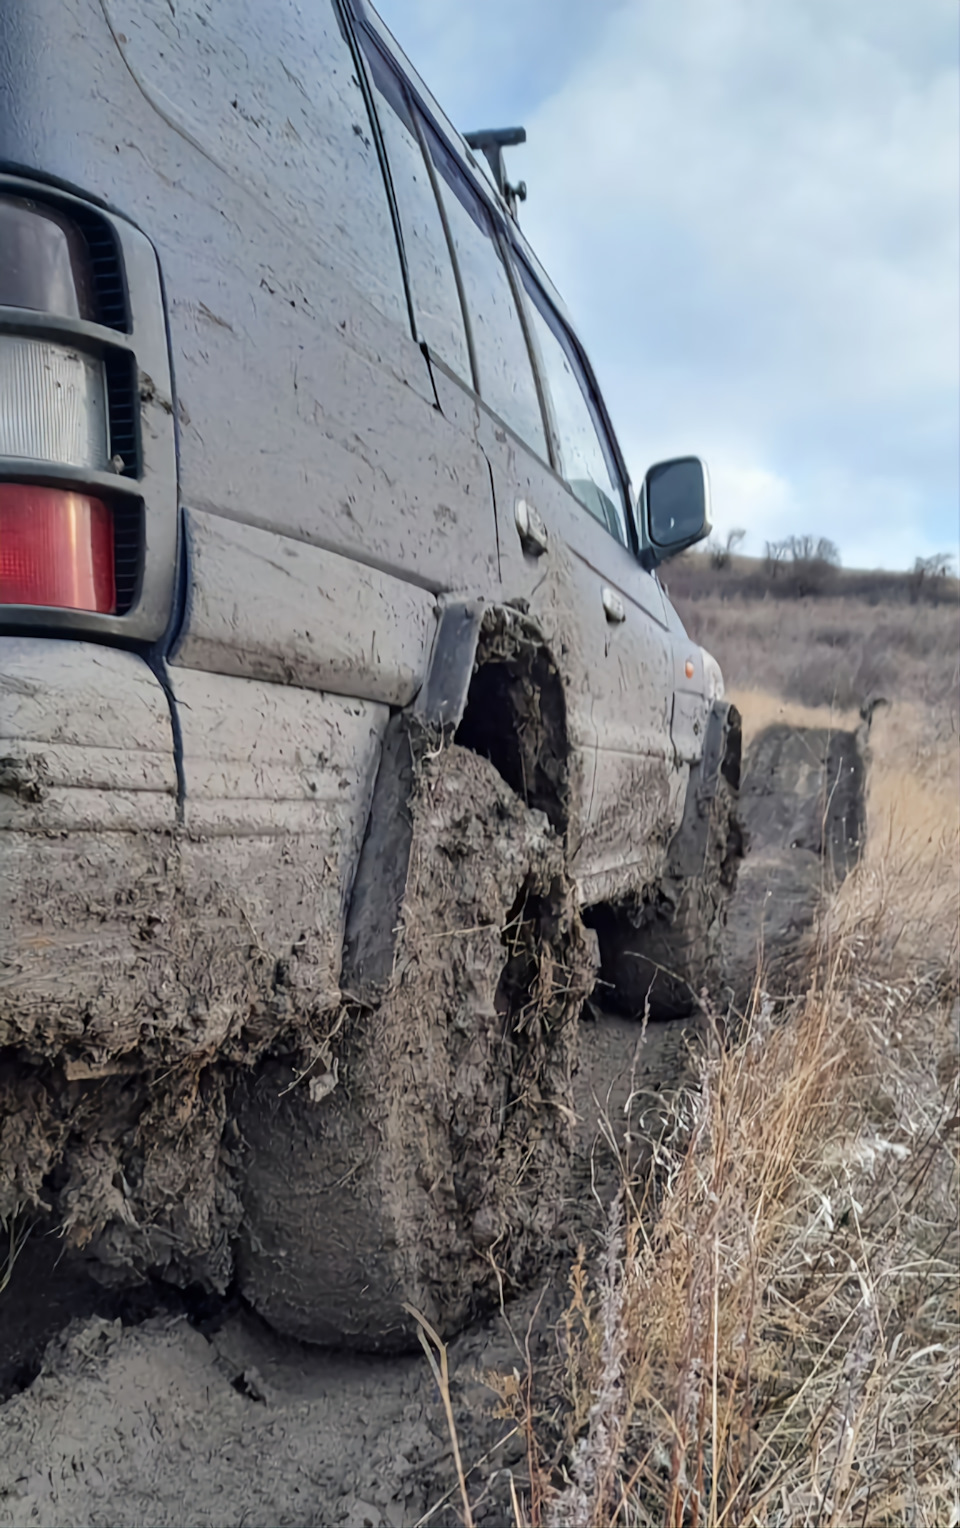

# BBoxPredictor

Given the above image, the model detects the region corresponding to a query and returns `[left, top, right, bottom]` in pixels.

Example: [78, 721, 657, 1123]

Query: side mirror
[638, 456, 711, 569]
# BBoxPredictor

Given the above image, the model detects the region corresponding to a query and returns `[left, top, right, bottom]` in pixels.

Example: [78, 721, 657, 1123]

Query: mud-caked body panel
[0, 638, 391, 1286]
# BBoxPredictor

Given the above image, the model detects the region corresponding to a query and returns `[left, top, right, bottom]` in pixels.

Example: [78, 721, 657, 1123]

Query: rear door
[413, 124, 679, 900]
[508, 264, 682, 903]
[415, 126, 609, 857]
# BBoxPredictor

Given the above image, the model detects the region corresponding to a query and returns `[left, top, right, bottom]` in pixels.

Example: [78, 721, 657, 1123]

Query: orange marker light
[684, 659, 695, 680]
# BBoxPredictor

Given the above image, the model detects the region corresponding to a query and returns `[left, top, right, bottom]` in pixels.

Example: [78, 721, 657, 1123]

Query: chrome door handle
[602, 587, 626, 623]
[514, 498, 549, 556]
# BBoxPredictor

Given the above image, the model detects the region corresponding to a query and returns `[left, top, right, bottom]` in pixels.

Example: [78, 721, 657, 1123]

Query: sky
[373, 0, 959, 571]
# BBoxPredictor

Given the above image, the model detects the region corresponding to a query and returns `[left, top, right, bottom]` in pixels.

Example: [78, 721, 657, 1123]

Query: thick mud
[237, 744, 596, 1348]
[0, 741, 593, 1336]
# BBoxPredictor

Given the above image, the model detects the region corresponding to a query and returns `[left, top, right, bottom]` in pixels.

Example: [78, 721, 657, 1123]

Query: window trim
[411, 110, 482, 395]
[332, 0, 420, 342]
[492, 224, 561, 476]
[512, 252, 635, 551]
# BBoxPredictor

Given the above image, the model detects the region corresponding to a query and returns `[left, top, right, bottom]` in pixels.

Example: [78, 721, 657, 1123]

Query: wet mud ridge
[0, 721, 868, 1525]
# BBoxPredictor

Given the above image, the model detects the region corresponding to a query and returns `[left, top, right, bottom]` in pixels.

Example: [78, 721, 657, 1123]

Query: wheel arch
[341, 600, 573, 1002]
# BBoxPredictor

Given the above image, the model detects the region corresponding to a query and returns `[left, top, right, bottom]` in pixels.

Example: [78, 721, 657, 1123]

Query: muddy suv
[0, 0, 742, 1347]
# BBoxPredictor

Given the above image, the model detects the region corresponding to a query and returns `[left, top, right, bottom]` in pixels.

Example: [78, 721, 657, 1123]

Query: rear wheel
[235, 744, 595, 1350]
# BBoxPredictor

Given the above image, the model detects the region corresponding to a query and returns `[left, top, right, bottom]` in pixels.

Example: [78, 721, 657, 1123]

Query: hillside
[666, 550, 960, 720]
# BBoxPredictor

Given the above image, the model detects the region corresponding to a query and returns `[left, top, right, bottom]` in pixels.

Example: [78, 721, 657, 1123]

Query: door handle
[514, 498, 549, 556]
[602, 586, 626, 623]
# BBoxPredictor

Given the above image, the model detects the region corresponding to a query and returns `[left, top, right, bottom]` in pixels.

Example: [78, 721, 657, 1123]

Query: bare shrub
[708, 529, 746, 571]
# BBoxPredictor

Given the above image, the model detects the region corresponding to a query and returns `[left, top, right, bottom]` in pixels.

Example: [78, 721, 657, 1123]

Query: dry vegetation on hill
[664, 553, 960, 719]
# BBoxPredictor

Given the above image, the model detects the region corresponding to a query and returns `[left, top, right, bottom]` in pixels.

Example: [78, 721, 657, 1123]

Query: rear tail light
[0, 337, 109, 470]
[0, 197, 98, 322]
[0, 484, 116, 613]
[0, 183, 173, 635]
[1, 195, 128, 615]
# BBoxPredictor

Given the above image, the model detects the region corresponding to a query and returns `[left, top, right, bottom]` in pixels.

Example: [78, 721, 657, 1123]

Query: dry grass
[527, 689, 959, 1528]
[465, 683, 958, 1528]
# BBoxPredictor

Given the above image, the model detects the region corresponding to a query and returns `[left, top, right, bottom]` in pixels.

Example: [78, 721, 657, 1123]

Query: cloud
[371, 0, 626, 126]
[376, 0, 959, 569]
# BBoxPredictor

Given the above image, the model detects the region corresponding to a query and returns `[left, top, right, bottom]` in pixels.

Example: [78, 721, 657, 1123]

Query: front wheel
[588, 702, 744, 1022]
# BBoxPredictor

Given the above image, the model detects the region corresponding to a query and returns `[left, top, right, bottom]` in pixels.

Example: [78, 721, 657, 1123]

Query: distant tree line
[670, 535, 957, 606]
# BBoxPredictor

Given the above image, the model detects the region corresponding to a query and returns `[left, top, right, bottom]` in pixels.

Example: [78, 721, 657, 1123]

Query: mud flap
[342, 600, 483, 1001]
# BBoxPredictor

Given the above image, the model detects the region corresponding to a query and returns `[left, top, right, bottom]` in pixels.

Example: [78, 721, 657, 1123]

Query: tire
[589, 707, 744, 1023]
[234, 744, 595, 1350]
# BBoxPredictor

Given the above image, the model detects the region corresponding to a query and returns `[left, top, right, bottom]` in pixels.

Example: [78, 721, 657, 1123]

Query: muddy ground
[0, 1012, 700, 1528]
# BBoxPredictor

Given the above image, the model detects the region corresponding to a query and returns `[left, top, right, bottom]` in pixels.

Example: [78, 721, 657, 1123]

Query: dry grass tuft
[543, 958, 957, 1527]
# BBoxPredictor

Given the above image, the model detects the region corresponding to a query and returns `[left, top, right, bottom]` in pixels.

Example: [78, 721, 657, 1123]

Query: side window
[424, 129, 547, 458]
[363, 48, 471, 378]
[519, 270, 629, 545]
[105, 0, 406, 323]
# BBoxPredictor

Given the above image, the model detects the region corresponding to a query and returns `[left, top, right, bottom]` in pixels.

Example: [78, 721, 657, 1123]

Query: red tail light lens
[0, 484, 115, 612]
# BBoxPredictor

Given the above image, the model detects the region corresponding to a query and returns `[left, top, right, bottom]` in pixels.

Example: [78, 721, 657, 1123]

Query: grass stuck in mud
[451, 690, 959, 1522]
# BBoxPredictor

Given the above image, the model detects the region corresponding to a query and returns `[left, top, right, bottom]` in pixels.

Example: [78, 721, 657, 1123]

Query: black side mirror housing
[637, 456, 711, 569]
